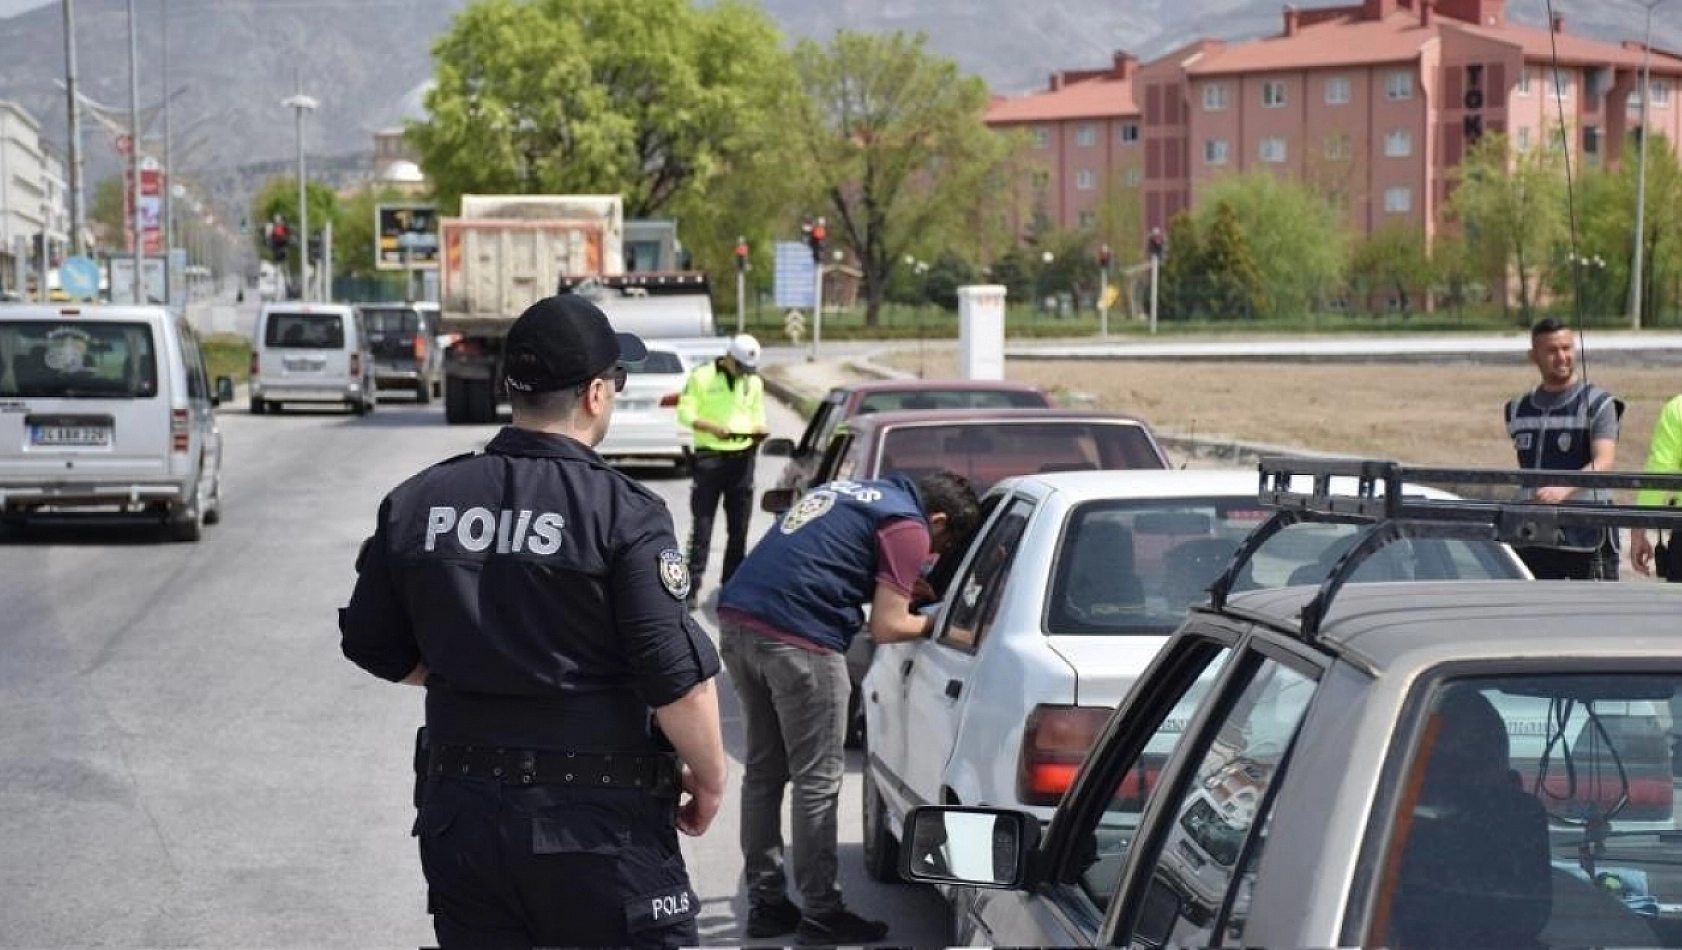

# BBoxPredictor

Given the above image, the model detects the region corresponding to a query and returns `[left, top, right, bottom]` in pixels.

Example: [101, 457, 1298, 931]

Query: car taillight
[350, 352, 362, 378]
[171, 408, 190, 453]
[659, 393, 679, 407]
[1018, 705, 1111, 806]
[452, 336, 480, 357]
[249, 352, 259, 376]
[413, 334, 428, 362]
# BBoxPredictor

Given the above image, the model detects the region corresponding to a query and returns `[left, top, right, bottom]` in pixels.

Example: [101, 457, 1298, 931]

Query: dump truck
[439, 194, 716, 425]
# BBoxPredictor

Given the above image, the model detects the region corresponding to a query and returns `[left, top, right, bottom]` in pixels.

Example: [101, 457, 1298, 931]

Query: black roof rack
[1207, 456, 1682, 643]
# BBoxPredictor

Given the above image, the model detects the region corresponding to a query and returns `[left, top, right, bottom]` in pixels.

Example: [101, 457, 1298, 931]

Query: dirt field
[878, 351, 1678, 475]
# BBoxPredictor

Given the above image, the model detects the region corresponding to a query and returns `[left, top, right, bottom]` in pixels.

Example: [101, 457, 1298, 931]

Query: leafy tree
[1449, 133, 1566, 321]
[89, 177, 125, 249]
[333, 185, 415, 280]
[1157, 212, 1204, 320]
[1195, 171, 1343, 318]
[788, 30, 1011, 326]
[922, 251, 975, 311]
[1199, 201, 1268, 319]
[248, 176, 339, 258]
[1429, 231, 1480, 320]
[986, 246, 1034, 305]
[1566, 134, 1682, 323]
[1094, 163, 1144, 265]
[1347, 223, 1432, 315]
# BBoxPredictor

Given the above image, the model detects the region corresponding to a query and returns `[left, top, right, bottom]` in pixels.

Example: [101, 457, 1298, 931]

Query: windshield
[630, 351, 685, 374]
[855, 388, 1048, 414]
[877, 422, 1165, 491]
[1379, 673, 1682, 950]
[265, 312, 345, 349]
[1047, 497, 1524, 635]
[360, 307, 420, 336]
[0, 320, 158, 399]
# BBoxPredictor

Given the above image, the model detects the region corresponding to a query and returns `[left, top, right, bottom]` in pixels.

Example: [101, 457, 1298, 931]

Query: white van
[249, 303, 377, 415]
[0, 304, 227, 541]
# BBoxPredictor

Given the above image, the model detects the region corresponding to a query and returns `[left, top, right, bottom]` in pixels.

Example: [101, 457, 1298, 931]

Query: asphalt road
[0, 378, 944, 946]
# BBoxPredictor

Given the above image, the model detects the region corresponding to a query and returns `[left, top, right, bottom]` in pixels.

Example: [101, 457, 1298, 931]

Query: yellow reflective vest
[1639, 393, 1682, 508]
[677, 360, 766, 452]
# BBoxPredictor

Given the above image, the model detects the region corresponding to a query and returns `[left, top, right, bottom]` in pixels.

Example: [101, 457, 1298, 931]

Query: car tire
[467, 378, 496, 424]
[268, 401, 284, 414]
[444, 377, 469, 425]
[861, 756, 901, 884]
[166, 493, 204, 543]
[203, 468, 223, 526]
[415, 379, 431, 405]
[250, 397, 266, 415]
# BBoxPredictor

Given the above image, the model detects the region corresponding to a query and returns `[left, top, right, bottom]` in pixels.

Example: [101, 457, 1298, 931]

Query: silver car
[903, 458, 1682, 950]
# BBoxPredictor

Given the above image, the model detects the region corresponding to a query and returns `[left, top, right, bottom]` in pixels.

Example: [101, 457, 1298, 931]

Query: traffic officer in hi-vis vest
[676, 333, 767, 609]
[1503, 317, 1623, 580]
[339, 293, 728, 949]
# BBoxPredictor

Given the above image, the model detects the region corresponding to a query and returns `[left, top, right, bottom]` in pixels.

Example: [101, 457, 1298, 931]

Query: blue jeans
[719, 621, 850, 915]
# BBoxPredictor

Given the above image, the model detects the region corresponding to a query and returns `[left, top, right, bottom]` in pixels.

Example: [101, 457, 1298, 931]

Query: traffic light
[1146, 228, 1166, 261]
[802, 216, 827, 264]
[735, 236, 749, 273]
[268, 219, 290, 263]
[308, 231, 323, 264]
[1098, 244, 1112, 270]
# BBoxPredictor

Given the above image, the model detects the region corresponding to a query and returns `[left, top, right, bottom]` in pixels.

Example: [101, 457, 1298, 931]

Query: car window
[1046, 498, 1528, 632]
[1369, 672, 1682, 950]
[629, 350, 685, 374]
[264, 311, 344, 349]
[178, 329, 207, 402]
[939, 498, 1033, 650]
[1132, 657, 1317, 949]
[876, 422, 1165, 492]
[1067, 643, 1235, 916]
[855, 388, 1049, 413]
[796, 396, 841, 457]
[0, 319, 158, 399]
[812, 432, 852, 488]
[359, 307, 420, 336]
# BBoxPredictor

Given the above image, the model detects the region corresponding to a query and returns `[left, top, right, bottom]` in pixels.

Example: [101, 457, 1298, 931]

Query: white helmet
[727, 333, 762, 370]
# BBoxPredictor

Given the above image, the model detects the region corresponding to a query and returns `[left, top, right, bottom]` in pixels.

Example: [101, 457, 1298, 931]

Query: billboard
[376, 203, 439, 270]
[772, 241, 816, 308]
[108, 257, 168, 305]
[123, 159, 164, 256]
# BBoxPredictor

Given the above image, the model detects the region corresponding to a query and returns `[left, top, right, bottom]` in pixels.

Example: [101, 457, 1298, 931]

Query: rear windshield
[265, 312, 345, 349]
[631, 351, 685, 374]
[856, 388, 1048, 414]
[877, 422, 1165, 491]
[360, 308, 420, 336]
[0, 320, 158, 399]
[1047, 497, 1526, 635]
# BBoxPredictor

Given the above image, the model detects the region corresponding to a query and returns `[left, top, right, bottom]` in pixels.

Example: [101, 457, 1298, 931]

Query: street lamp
[1040, 250, 1055, 316]
[1631, 0, 1667, 330]
[282, 89, 318, 301]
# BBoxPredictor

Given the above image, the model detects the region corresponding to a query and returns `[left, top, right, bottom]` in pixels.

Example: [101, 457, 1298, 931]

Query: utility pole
[1630, 0, 1666, 330]
[61, 0, 84, 256]
[282, 81, 318, 302]
[126, 0, 142, 303]
[161, 0, 172, 305]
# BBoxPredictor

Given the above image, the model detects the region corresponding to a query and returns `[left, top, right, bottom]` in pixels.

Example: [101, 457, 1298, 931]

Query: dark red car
[759, 379, 1055, 513]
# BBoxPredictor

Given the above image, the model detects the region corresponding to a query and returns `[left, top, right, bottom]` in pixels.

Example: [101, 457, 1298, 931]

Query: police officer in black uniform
[1504, 316, 1623, 580]
[340, 293, 729, 949]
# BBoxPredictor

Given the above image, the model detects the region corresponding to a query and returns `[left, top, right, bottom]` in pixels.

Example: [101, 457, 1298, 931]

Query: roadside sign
[376, 203, 439, 270]
[59, 255, 100, 300]
[772, 241, 816, 308]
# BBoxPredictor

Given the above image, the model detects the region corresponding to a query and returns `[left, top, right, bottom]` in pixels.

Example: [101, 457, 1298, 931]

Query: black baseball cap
[502, 293, 647, 393]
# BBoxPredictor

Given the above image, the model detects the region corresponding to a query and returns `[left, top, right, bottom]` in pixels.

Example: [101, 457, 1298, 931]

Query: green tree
[1199, 201, 1268, 319]
[788, 30, 1012, 326]
[1347, 222, 1432, 316]
[1449, 133, 1566, 321]
[1094, 164, 1144, 264]
[89, 177, 125, 249]
[332, 185, 414, 280]
[1195, 171, 1344, 318]
[1568, 134, 1682, 324]
[1430, 231, 1479, 320]
[249, 176, 339, 257]
[986, 246, 1034, 305]
[922, 251, 975, 311]
[1157, 213, 1204, 320]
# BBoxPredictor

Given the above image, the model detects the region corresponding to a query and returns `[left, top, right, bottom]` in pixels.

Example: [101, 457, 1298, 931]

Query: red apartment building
[987, 0, 1682, 252]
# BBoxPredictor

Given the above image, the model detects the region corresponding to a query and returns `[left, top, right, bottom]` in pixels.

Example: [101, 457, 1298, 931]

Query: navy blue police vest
[719, 474, 925, 653]
[1504, 382, 1616, 550]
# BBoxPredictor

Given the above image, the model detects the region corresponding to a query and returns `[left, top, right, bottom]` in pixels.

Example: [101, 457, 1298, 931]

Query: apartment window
[1076, 169, 1097, 191]
[1518, 67, 1532, 95]
[1384, 186, 1412, 213]
[1386, 71, 1414, 101]
[1325, 76, 1351, 105]
[1032, 126, 1050, 147]
[1203, 83, 1229, 111]
[1119, 122, 1141, 143]
[1324, 133, 1352, 160]
[1584, 125, 1601, 156]
[1517, 126, 1532, 151]
[1124, 167, 1143, 187]
[1030, 169, 1051, 190]
[1656, 81, 1673, 106]
[1078, 210, 1097, 229]
[1259, 137, 1287, 163]
[1384, 129, 1413, 158]
[1551, 69, 1573, 99]
[1262, 80, 1287, 108]
[1077, 123, 1097, 147]
[1205, 139, 1230, 165]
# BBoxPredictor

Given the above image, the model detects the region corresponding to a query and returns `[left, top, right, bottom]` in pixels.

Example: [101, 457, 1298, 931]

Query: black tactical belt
[429, 745, 680, 795]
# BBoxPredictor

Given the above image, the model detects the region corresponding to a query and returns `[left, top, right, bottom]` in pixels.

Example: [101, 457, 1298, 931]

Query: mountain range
[0, 0, 1674, 216]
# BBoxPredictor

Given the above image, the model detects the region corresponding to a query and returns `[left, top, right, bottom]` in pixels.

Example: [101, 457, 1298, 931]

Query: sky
[0, 0, 48, 17]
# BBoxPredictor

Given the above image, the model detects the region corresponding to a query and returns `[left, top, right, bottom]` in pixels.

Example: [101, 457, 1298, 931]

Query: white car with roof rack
[0, 303, 228, 541]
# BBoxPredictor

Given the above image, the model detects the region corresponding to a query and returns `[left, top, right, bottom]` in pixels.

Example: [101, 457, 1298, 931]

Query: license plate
[31, 425, 110, 447]
[284, 357, 326, 372]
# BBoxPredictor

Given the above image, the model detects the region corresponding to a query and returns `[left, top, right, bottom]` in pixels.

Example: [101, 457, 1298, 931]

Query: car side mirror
[898, 806, 1039, 889]
[761, 437, 795, 457]
[214, 376, 234, 406]
[761, 488, 795, 514]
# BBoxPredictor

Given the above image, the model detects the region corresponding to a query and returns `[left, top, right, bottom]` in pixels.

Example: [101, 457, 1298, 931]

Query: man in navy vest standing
[1504, 317, 1622, 579]
[717, 471, 979, 943]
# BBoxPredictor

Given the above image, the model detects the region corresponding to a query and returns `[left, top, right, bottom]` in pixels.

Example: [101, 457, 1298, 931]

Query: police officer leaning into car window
[339, 293, 729, 950]
[676, 333, 767, 610]
[1504, 316, 1623, 580]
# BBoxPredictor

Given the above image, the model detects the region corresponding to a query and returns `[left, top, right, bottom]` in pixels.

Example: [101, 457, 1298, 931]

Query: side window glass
[813, 433, 851, 487]
[179, 332, 205, 401]
[797, 399, 838, 456]
[939, 499, 1032, 649]
[1132, 658, 1317, 950]
[1071, 645, 1235, 914]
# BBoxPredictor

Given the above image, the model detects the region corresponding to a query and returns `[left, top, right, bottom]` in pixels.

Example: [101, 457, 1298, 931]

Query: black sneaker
[745, 898, 803, 938]
[796, 907, 889, 944]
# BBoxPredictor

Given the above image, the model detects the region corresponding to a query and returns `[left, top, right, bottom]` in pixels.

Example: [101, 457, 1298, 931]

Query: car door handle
[945, 679, 962, 699]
